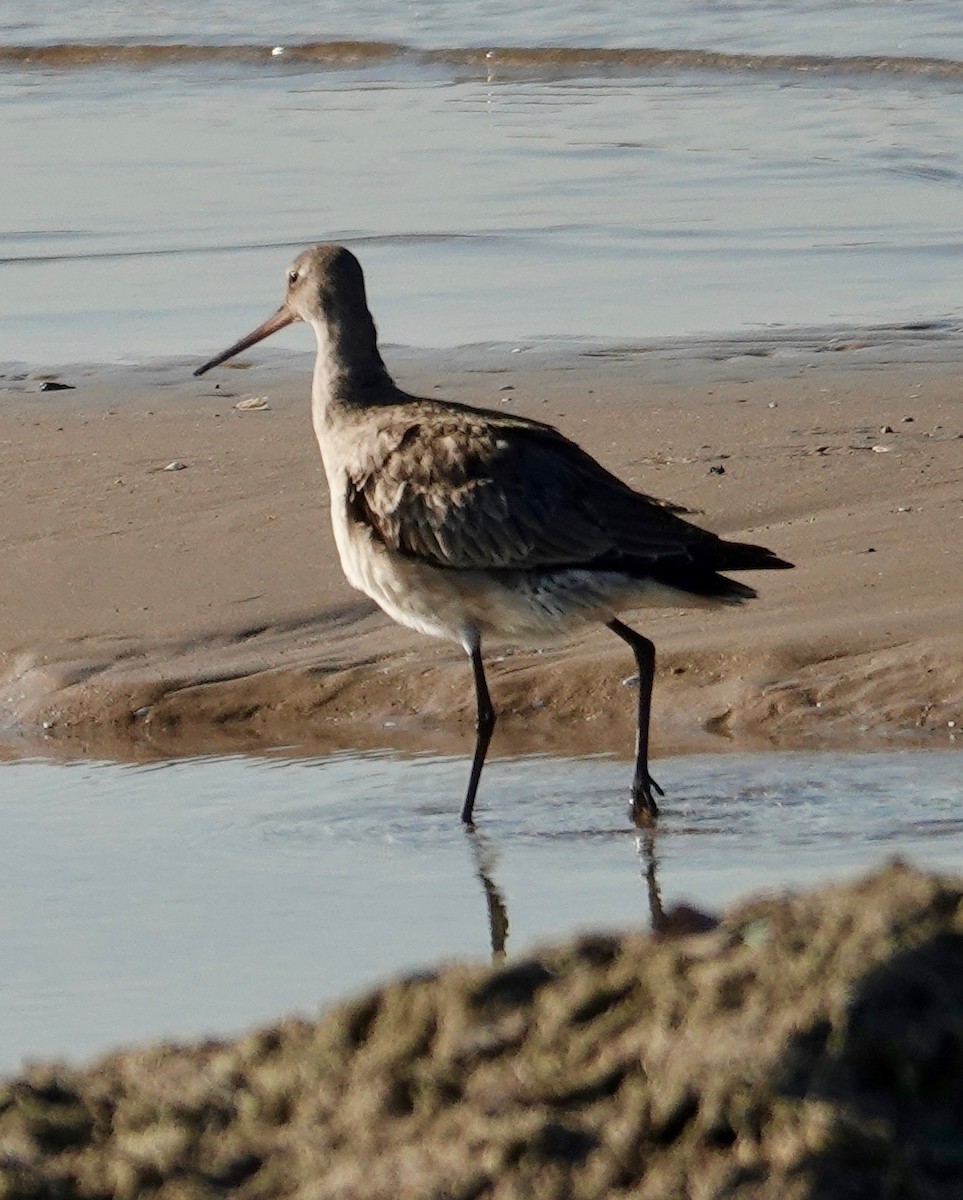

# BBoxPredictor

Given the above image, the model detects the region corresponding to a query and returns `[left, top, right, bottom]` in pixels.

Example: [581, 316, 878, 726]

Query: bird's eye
[287, 269, 300, 286]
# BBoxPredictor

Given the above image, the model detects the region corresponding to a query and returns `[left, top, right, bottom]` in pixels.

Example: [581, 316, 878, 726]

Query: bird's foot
[629, 772, 663, 827]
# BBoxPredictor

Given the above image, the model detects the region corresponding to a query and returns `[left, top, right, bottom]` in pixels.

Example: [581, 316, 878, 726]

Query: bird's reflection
[465, 825, 509, 960]
[637, 826, 719, 938]
[464, 819, 691, 962]
[636, 829, 665, 929]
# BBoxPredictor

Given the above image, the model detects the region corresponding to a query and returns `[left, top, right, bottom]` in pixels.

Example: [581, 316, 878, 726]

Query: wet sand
[1, 324, 961, 765]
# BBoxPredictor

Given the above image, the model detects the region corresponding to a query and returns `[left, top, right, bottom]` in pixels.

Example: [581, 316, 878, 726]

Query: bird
[194, 244, 793, 825]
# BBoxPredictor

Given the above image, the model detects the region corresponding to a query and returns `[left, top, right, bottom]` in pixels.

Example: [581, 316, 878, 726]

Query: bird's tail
[714, 539, 794, 573]
[647, 564, 760, 604]
[645, 537, 793, 604]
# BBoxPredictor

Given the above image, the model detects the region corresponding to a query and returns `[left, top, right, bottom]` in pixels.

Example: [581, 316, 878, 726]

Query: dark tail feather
[713, 538, 794, 573]
[643, 536, 792, 602]
[587, 534, 792, 603]
[648, 563, 759, 603]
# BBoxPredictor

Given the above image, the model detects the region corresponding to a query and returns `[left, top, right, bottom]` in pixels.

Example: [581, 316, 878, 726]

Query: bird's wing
[345, 412, 712, 572]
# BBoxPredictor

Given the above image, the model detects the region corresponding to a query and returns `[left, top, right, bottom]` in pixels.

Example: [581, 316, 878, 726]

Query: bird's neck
[310, 311, 393, 428]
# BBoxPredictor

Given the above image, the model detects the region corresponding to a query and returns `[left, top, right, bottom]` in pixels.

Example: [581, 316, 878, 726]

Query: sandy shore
[1, 324, 960, 769]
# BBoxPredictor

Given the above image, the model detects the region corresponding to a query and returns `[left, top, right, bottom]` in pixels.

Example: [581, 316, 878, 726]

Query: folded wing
[345, 411, 792, 587]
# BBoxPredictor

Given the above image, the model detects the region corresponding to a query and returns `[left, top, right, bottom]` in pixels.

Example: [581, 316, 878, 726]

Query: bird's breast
[325, 470, 471, 643]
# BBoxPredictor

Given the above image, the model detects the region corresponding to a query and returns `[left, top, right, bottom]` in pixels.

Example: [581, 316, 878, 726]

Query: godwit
[195, 245, 792, 825]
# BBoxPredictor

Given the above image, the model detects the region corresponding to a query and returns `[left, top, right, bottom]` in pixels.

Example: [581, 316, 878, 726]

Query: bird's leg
[461, 641, 496, 825]
[606, 618, 664, 822]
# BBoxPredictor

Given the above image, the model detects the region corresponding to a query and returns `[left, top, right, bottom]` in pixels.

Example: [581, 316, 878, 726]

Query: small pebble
[767, 401, 777, 408]
[163, 460, 187, 471]
[871, 445, 891, 453]
[271, 45, 284, 56]
[38, 380, 75, 392]
[709, 464, 726, 475]
[880, 424, 893, 434]
[234, 396, 270, 411]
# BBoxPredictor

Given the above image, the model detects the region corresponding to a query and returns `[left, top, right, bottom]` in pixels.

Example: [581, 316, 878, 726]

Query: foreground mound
[2, 862, 962, 1199]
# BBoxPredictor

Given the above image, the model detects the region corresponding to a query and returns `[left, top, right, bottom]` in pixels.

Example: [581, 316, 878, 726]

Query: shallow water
[1, 748, 960, 1073]
[3, 2, 963, 365]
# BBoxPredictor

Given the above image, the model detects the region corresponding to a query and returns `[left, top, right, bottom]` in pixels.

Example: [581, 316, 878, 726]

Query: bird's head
[194, 243, 369, 377]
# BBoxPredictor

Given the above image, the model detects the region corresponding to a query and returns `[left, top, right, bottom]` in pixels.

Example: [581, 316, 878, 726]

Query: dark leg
[461, 641, 496, 825]
[606, 618, 664, 822]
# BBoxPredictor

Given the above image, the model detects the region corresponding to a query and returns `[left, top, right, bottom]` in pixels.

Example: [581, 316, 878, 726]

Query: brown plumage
[195, 244, 793, 825]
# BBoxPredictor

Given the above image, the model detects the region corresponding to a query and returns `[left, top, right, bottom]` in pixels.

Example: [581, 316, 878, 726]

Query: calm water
[1, 749, 961, 1073]
[3, 2, 963, 364]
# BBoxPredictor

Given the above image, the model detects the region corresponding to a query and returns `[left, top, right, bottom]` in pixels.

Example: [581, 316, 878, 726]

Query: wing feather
[345, 411, 712, 573]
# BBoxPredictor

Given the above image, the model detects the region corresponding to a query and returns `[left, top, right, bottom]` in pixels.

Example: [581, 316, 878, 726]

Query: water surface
[3, 2, 963, 364]
[1, 748, 960, 1073]
[7, 0, 963, 57]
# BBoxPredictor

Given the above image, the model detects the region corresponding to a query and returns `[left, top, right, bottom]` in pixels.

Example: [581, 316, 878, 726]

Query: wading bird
[195, 245, 792, 824]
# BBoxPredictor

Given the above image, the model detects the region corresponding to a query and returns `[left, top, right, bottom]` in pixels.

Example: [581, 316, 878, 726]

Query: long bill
[193, 305, 296, 377]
